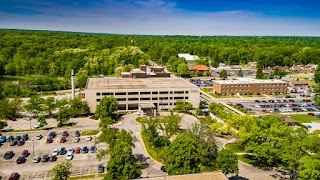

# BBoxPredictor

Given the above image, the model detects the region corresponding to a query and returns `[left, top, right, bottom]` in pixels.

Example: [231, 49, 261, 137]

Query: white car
[73, 137, 80, 143]
[66, 154, 73, 160]
[254, 105, 261, 108]
[34, 124, 40, 129]
[23, 117, 31, 121]
[137, 111, 146, 116]
[67, 148, 74, 156]
[32, 156, 41, 163]
[35, 134, 42, 140]
[52, 149, 59, 156]
[86, 136, 92, 141]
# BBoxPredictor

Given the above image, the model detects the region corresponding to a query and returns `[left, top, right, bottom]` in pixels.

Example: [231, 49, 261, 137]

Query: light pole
[29, 118, 31, 130]
[32, 140, 35, 156]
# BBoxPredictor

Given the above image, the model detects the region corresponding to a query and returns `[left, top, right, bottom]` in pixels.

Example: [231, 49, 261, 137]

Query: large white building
[178, 53, 200, 62]
[85, 77, 200, 113]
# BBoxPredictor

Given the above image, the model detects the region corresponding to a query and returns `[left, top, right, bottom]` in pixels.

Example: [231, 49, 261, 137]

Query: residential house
[290, 66, 304, 73]
[248, 62, 257, 68]
[289, 80, 309, 88]
[188, 65, 210, 76]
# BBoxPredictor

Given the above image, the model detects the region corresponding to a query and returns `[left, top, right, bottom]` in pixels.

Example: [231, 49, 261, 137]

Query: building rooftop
[189, 65, 210, 71]
[214, 78, 287, 84]
[178, 53, 199, 61]
[86, 77, 198, 89]
[291, 80, 309, 85]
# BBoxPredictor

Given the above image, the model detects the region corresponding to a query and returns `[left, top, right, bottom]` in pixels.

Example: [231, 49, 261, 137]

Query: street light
[32, 140, 35, 156]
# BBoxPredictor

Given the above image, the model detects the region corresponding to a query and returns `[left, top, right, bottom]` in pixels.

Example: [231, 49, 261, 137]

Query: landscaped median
[225, 143, 256, 166]
[140, 131, 168, 163]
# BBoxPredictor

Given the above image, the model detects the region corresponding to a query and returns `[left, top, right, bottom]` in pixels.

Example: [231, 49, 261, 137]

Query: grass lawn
[81, 130, 100, 136]
[141, 131, 167, 163]
[209, 93, 239, 98]
[225, 143, 245, 153]
[241, 94, 265, 98]
[68, 174, 104, 180]
[286, 114, 318, 123]
[238, 154, 256, 165]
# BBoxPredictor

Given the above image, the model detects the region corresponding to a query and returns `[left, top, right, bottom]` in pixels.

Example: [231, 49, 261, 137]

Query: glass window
[96, 92, 101, 96]
[115, 92, 126, 95]
[128, 92, 139, 95]
[128, 98, 139, 101]
[140, 92, 150, 95]
[102, 92, 113, 96]
[160, 91, 168, 94]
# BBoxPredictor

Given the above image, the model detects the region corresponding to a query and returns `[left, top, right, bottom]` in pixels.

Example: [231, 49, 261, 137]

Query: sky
[0, 0, 320, 36]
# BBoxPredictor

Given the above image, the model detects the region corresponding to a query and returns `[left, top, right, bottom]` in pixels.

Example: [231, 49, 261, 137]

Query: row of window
[259, 88, 287, 91]
[96, 96, 188, 102]
[96, 91, 188, 96]
[259, 84, 287, 87]
[222, 85, 251, 88]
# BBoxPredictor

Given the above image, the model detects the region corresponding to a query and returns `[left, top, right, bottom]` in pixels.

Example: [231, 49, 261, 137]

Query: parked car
[21, 134, 29, 141]
[254, 100, 260, 103]
[60, 147, 67, 155]
[4, 151, 14, 159]
[60, 136, 67, 143]
[52, 149, 59, 156]
[16, 156, 26, 164]
[82, 146, 89, 153]
[66, 154, 73, 160]
[160, 165, 166, 172]
[15, 136, 21, 141]
[23, 117, 31, 121]
[0, 136, 6, 143]
[75, 147, 81, 154]
[32, 156, 41, 163]
[73, 137, 80, 143]
[67, 148, 74, 155]
[46, 137, 53, 143]
[34, 123, 40, 129]
[21, 150, 29, 157]
[49, 155, 57, 162]
[7, 135, 14, 142]
[86, 136, 92, 141]
[48, 132, 56, 138]
[8, 172, 20, 180]
[98, 164, 104, 173]
[90, 145, 97, 153]
[35, 134, 42, 140]
[42, 155, 50, 162]
[10, 140, 17, 146]
[17, 140, 25, 146]
[74, 131, 80, 137]
[62, 131, 69, 137]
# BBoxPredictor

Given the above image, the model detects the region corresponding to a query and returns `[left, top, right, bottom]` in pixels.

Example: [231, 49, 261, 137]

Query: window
[96, 99, 101, 102]
[141, 98, 150, 101]
[159, 97, 169, 100]
[128, 98, 139, 101]
[152, 92, 158, 94]
[174, 91, 184, 94]
[185, 91, 189, 94]
[117, 98, 126, 101]
[128, 92, 139, 95]
[115, 92, 126, 95]
[140, 92, 150, 95]
[152, 97, 158, 100]
[96, 92, 101, 96]
[102, 92, 113, 96]
[160, 91, 168, 94]
[185, 97, 189, 100]
[174, 97, 184, 100]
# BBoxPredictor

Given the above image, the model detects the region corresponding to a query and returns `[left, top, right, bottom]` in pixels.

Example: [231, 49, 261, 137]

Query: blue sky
[0, 0, 319, 36]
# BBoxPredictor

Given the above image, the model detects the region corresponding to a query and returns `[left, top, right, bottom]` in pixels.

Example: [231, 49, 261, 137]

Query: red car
[9, 172, 20, 180]
[17, 140, 25, 146]
[46, 137, 53, 143]
[262, 109, 268, 113]
[21, 150, 29, 157]
[60, 136, 66, 143]
[75, 147, 81, 154]
[62, 131, 69, 137]
[308, 112, 315, 116]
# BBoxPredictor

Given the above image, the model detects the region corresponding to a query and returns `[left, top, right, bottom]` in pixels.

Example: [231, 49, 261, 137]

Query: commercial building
[289, 80, 309, 88]
[188, 65, 210, 76]
[212, 78, 288, 95]
[85, 77, 200, 113]
[178, 53, 200, 62]
[121, 65, 171, 78]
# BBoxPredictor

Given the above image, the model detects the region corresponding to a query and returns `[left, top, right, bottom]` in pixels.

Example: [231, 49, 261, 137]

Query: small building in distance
[289, 80, 309, 88]
[188, 65, 210, 76]
[212, 78, 288, 95]
[85, 77, 200, 112]
[178, 53, 200, 63]
[248, 62, 257, 69]
[290, 66, 304, 73]
[121, 65, 171, 79]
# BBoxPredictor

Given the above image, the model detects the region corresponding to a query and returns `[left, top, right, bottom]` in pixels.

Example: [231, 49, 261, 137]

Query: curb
[139, 131, 164, 166]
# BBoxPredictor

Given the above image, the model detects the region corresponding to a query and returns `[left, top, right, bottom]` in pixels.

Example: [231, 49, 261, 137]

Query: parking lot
[0, 130, 108, 179]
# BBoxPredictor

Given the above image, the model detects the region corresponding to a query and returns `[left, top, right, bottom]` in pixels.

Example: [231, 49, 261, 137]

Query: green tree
[43, 97, 56, 116]
[24, 95, 45, 117]
[56, 106, 71, 127]
[69, 98, 90, 117]
[49, 161, 72, 180]
[217, 149, 239, 175]
[314, 65, 320, 83]
[158, 115, 181, 139]
[177, 63, 189, 77]
[104, 142, 142, 180]
[174, 100, 193, 114]
[37, 116, 47, 128]
[298, 153, 320, 180]
[76, 69, 89, 88]
[141, 117, 159, 145]
[195, 108, 204, 116]
[237, 68, 243, 77]
[220, 69, 227, 79]
[256, 67, 264, 79]
[0, 97, 22, 119]
[0, 120, 8, 131]
[165, 135, 204, 175]
[95, 96, 118, 120]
